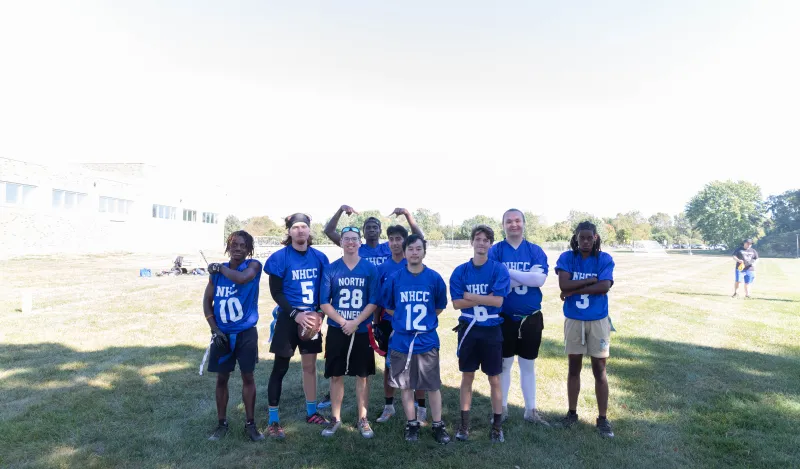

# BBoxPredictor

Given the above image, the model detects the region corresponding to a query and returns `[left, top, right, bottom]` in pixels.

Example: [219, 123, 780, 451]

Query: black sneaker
[490, 426, 505, 443]
[245, 422, 264, 441]
[560, 412, 579, 428]
[596, 417, 614, 438]
[432, 422, 451, 445]
[404, 421, 421, 442]
[208, 422, 229, 441]
[455, 423, 469, 442]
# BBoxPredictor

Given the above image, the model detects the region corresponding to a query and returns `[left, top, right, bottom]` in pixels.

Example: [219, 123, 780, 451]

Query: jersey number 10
[219, 297, 244, 323]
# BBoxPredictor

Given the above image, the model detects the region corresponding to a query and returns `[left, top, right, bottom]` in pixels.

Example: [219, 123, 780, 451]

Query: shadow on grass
[665, 291, 798, 303]
[2, 339, 799, 469]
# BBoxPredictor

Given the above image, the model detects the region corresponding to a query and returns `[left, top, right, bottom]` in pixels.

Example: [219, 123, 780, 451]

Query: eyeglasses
[341, 227, 360, 234]
[342, 236, 361, 244]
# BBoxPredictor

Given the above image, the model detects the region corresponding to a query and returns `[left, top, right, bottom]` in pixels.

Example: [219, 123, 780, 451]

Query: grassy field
[1, 248, 799, 469]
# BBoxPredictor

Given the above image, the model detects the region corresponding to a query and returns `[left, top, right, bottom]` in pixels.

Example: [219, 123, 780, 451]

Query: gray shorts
[388, 348, 441, 391]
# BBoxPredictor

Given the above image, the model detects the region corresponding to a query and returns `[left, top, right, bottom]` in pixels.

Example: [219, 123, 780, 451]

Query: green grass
[1, 250, 799, 468]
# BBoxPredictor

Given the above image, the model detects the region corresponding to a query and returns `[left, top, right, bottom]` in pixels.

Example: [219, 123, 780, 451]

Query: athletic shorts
[735, 269, 755, 284]
[564, 317, 611, 358]
[207, 326, 258, 374]
[324, 327, 376, 378]
[501, 312, 544, 360]
[376, 318, 393, 354]
[457, 322, 502, 376]
[269, 314, 323, 358]
[388, 348, 441, 391]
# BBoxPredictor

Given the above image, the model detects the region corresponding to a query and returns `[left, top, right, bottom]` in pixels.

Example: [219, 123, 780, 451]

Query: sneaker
[745, 295, 752, 299]
[559, 412, 579, 428]
[404, 421, 421, 442]
[490, 426, 505, 443]
[357, 418, 374, 439]
[208, 422, 229, 441]
[731, 293, 738, 298]
[524, 408, 551, 427]
[455, 423, 469, 442]
[306, 412, 328, 425]
[488, 406, 509, 425]
[321, 418, 341, 437]
[376, 405, 395, 423]
[317, 393, 331, 409]
[245, 422, 264, 441]
[432, 423, 451, 445]
[416, 407, 428, 426]
[596, 417, 614, 438]
[266, 422, 285, 440]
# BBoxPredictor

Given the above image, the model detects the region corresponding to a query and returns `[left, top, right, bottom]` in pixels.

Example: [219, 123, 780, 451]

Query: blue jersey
[383, 266, 448, 354]
[449, 259, 510, 327]
[320, 258, 380, 333]
[488, 240, 549, 319]
[213, 259, 261, 333]
[555, 251, 615, 321]
[263, 246, 330, 312]
[377, 257, 407, 320]
[359, 242, 392, 266]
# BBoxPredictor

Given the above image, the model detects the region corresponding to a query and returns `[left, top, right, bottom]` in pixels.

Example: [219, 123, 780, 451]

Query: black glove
[208, 263, 222, 274]
[211, 328, 229, 349]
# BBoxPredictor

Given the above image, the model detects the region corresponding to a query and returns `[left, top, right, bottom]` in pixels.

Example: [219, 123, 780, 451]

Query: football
[297, 312, 322, 341]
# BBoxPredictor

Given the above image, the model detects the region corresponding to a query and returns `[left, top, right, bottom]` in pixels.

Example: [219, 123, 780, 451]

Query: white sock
[519, 357, 536, 411]
[500, 356, 514, 407]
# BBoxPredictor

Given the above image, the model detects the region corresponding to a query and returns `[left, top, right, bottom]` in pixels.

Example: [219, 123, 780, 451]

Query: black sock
[493, 413, 502, 427]
[408, 419, 418, 426]
[598, 415, 607, 420]
[432, 420, 443, 428]
[245, 419, 254, 426]
[568, 409, 577, 416]
[385, 397, 394, 406]
[417, 399, 426, 408]
[219, 419, 228, 426]
[461, 410, 470, 427]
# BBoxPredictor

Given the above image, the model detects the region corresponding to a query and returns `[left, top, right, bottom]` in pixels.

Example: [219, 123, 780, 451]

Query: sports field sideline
[1, 249, 798, 468]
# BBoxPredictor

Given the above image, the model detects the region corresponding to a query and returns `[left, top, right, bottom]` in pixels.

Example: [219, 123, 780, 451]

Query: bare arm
[436, 309, 444, 316]
[561, 280, 613, 299]
[462, 292, 504, 308]
[203, 278, 222, 332]
[324, 205, 358, 247]
[558, 271, 598, 292]
[218, 261, 261, 285]
[321, 303, 347, 327]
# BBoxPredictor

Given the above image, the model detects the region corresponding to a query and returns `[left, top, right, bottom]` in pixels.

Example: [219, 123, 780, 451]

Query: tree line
[224, 182, 798, 257]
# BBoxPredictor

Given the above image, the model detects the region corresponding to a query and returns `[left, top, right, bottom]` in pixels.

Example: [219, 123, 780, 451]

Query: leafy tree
[546, 221, 574, 242]
[412, 208, 443, 238]
[648, 212, 675, 245]
[685, 180, 765, 248]
[457, 215, 502, 240]
[242, 216, 284, 237]
[766, 189, 800, 233]
[224, 215, 242, 243]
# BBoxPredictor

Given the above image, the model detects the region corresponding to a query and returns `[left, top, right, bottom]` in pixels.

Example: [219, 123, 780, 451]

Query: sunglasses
[341, 226, 361, 234]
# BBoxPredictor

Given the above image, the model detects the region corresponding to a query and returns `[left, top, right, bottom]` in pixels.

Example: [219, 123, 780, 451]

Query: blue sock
[306, 400, 317, 416]
[268, 407, 279, 425]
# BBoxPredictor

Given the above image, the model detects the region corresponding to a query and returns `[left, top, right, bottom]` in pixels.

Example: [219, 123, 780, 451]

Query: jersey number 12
[405, 304, 427, 331]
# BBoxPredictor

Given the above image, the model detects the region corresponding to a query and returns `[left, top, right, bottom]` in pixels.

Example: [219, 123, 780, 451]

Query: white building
[0, 158, 226, 259]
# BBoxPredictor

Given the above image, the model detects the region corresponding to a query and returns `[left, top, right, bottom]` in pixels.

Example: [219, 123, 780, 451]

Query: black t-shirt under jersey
[733, 247, 759, 271]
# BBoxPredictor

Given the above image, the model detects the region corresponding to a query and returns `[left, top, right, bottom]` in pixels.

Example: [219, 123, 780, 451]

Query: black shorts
[324, 327, 376, 378]
[501, 312, 544, 360]
[376, 318, 393, 353]
[207, 326, 259, 374]
[457, 322, 503, 376]
[269, 314, 323, 358]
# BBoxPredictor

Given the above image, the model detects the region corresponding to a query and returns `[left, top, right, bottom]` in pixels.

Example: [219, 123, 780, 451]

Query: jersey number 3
[575, 294, 589, 310]
[405, 304, 427, 331]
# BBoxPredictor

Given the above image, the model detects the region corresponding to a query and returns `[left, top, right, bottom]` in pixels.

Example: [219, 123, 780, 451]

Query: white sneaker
[416, 406, 428, 426]
[376, 405, 395, 423]
[321, 418, 341, 437]
[524, 408, 550, 426]
[489, 406, 509, 425]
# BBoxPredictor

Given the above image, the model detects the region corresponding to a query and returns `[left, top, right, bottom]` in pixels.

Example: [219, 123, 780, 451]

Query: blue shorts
[457, 322, 503, 376]
[735, 269, 755, 284]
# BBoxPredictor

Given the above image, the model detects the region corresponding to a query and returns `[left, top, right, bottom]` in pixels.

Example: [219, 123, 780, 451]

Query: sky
[1, 1, 798, 225]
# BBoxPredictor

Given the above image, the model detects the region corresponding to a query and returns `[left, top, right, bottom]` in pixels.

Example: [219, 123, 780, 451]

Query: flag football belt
[198, 331, 237, 375]
[401, 330, 432, 373]
[366, 323, 385, 357]
[456, 312, 500, 356]
[508, 310, 542, 339]
[345, 332, 356, 375]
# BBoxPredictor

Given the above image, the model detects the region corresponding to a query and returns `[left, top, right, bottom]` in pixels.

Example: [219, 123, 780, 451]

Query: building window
[183, 209, 197, 222]
[1, 181, 36, 206]
[202, 212, 218, 224]
[100, 196, 133, 214]
[152, 204, 177, 220]
[52, 189, 88, 210]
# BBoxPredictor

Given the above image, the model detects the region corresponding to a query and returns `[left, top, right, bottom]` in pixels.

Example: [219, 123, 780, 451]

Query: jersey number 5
[576, 294, 589, 310]
[405, 304, 427, 331]
[301, 281, 314, 305]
